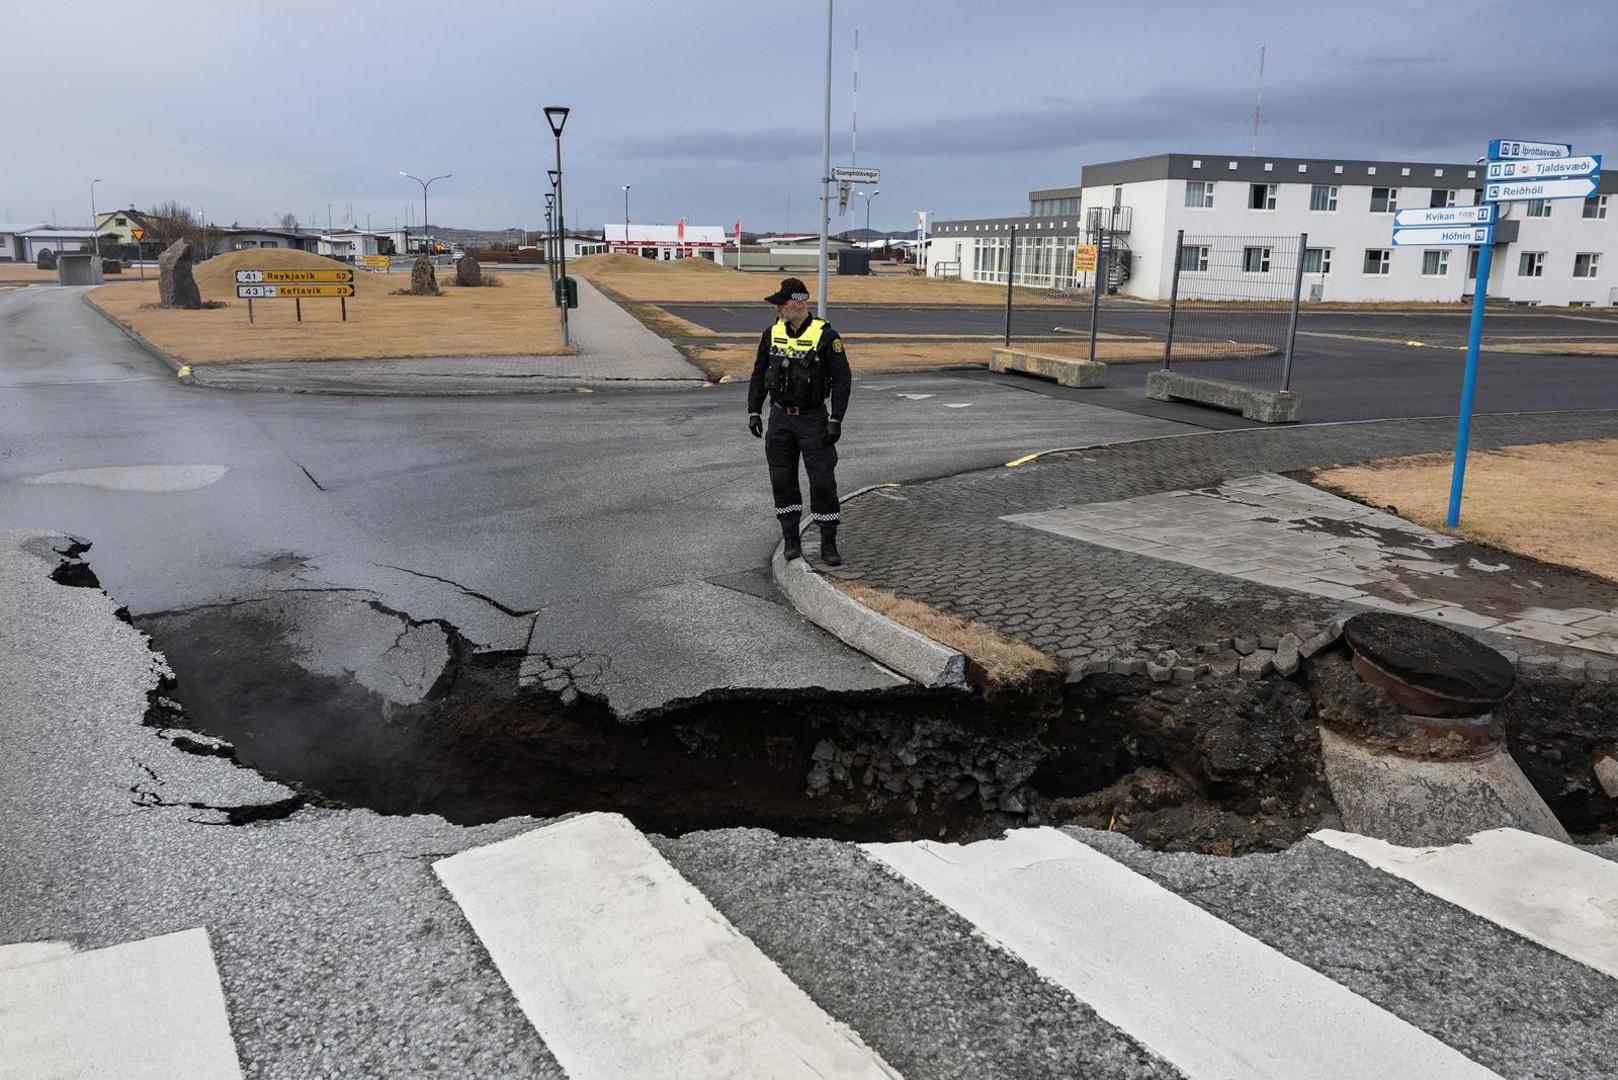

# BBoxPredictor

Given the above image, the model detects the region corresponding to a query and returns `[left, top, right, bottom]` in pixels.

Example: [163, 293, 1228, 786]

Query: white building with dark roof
[927, 153, 1617, 306]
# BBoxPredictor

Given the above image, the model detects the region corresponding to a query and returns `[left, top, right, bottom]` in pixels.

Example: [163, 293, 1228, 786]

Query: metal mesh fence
[1164, 232, 1305, 390]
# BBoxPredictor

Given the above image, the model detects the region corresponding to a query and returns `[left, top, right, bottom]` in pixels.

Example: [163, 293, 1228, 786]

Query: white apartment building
[927, 153, 1617, 306]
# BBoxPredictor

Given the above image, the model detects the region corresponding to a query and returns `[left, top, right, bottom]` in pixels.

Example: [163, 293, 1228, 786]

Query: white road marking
[1315, 828, 1618, 980]
[434, 812, 902, 1080]
[864, 828, 1500, 1080]
[0, 927, 244, 1080]
[894, 393, 934, 400]
[861, 384, 896, 391]
[941, 403, 972, 408]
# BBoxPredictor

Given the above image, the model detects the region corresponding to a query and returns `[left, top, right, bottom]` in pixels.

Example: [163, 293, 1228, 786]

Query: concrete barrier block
[1146, 369, 1301, 423]
[989, 348, 1106, 389]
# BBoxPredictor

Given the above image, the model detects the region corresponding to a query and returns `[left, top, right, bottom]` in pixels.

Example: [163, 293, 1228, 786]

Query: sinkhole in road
[136, 590, 1618, 852]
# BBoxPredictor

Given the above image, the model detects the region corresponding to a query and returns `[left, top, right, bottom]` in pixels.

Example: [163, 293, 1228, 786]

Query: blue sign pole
[1446, 239, 1494, 528]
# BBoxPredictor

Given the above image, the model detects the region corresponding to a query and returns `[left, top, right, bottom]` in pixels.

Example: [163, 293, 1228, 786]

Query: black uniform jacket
[747, 317, 852, 420]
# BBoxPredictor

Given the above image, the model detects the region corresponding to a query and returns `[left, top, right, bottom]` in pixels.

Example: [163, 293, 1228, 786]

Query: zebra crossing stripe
[863, 828, 1501, 1080]
[434, 813, 902, 1080]
[1314, 827, 1618, 980]
[0, 927, 243, 1080]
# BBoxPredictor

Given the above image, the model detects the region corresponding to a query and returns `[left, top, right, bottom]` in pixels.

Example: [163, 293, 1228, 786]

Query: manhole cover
[1343, 612, 1514, 716]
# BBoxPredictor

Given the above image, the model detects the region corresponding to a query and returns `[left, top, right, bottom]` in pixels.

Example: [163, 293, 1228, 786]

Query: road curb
[769, 543, 966, 690]
[82, 292, 188, 379]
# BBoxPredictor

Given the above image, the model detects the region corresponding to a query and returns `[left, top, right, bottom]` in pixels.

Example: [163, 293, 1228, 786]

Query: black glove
[748, 414, 763, 438]
[825, 419, 841, 445]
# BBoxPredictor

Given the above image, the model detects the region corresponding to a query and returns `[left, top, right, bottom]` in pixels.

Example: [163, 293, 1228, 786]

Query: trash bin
[836, 249, 870, 276]
[554, 275, 578, 309]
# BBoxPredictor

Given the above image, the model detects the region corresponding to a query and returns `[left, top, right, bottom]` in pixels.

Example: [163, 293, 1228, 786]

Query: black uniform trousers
[765, 404, 839, 533]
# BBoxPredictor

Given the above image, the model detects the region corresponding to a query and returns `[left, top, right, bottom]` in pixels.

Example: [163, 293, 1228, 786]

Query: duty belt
[774, 404, 822, 416]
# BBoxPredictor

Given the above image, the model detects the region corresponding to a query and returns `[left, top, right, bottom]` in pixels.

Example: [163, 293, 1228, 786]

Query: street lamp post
[544, 105, 571, 348]
[399, 171, 452, 256]
[89, 179, 102, 281]
[544, 193, 556, 285]
[622, 184, 631, 255]
[857, 188, 881, 243]
[547, 170, 560, 294]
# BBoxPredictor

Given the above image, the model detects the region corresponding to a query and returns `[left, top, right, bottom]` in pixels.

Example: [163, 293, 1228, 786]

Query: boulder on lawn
[454, 254, 483, 287]
[158, 239, 202, 309]
[101, 258, 122, 275]
[35, 248, 57, 270]
[410, 252, 440, 296]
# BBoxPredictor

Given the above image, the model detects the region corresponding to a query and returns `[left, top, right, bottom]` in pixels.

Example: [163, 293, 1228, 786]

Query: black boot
[818, 525, 843, 566]
[781, 520, 802, 561]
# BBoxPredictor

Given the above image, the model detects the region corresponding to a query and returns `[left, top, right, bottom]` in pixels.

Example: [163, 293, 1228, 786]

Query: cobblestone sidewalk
[825, 411, 1618, 683]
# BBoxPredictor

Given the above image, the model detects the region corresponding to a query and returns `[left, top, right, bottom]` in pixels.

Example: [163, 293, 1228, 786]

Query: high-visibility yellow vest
[766, 318, 829, 403]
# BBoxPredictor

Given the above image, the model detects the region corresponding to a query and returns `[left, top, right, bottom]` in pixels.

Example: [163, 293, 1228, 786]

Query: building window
[1525, 200, 1551, 218]
[1467, 248, 1480, 279]
[1179, 245, 1209, 272]
[1429, 189, 1457, 207]
[1421, 250, 1449, 276]
[1584, 195, 1609, 219]
[1370, 188, 1398, 213]
[1242, 246, 1272, 273]
[1302, 247, 1333, 274]
[1363, 249, 1391, 275]
[1248, 183, 1277, 210]
[1184, 181, 1214, 208]
[1518, 252, 1545, 277]
[115, 216, 127, 226]
[1574, 253, 1601, 278]
[1309, 185, 1338, 212]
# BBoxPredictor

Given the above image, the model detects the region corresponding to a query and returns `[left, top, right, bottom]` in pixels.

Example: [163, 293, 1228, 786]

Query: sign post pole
[1088, 242, 1104, 364]
[1446, 239, 1493, 528]
[248, 298, 254, 325]
[1003, 224, 1016, 347]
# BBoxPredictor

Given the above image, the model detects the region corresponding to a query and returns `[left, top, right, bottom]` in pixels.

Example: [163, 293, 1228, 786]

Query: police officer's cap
[765, 277, 811, 304]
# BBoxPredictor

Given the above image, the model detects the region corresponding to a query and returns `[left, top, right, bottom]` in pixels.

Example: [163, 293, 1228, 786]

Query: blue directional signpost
[1436, 138, 1601, 527]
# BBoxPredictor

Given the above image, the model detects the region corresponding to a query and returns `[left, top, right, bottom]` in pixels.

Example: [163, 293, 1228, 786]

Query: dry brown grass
[571, 253, 1073, 306]
[833, 580, 1061, 688]
[87, 250, 566, 363]
[684, 336, 1187, 380]
[1488, 341, 1618, 355]
[0, 265, 74, 282]
[1313, 439, 1618, 582]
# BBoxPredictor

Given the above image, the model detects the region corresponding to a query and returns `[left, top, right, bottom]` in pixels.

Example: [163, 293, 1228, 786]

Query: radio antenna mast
[1251, 45, 1266, 154]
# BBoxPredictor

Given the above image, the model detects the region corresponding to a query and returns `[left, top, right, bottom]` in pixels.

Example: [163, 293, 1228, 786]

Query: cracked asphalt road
[0, 284, 1181, 715]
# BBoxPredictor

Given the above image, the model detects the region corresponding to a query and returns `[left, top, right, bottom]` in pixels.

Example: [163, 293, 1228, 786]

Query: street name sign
[1391, 225, 1493, 247]
[236, 268, 355, 284]
[1488, 138, 1572, 160]
[1485, 155, 1600, 181]
[236, 283, 356, 298]
[1393, 205, 1496, 228]
[1073, 244, 1098, 273]
[1484, 176, 1599, 202]
[831, 165, 880, 184]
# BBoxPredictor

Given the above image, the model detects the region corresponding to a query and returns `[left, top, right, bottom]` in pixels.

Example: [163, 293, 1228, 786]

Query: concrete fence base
[1147, 369, 1301, 423]
[990, 347, 1105, 388]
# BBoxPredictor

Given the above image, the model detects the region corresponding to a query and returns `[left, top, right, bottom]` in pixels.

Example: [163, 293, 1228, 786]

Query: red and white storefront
[603, 221, 728, 261]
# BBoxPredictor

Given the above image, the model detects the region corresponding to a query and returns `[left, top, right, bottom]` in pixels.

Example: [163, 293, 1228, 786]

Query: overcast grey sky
[5, 0, 1614, 234]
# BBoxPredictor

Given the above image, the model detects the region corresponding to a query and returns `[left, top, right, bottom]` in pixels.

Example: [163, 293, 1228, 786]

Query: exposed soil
[137, 591, 1618, 851]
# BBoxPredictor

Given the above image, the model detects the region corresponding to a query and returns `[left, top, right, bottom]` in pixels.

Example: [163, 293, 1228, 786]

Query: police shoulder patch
[831, 338, 844, 352]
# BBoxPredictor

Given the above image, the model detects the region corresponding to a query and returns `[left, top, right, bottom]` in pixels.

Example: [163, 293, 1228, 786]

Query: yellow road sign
[236, 283, 355, 299]
[130, 227, 146, 242]
[362, 254, 390, 267]
[1073, 245, 1099, 273]
[235, 268, 355, 284]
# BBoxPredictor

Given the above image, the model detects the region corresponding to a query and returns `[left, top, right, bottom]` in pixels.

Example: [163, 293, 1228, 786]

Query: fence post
[1088, 217, 1106, 364]
[1280, 232, 1307, 391]
[1162, 229, 1185, 369]
[1003, 224, 1016, 347]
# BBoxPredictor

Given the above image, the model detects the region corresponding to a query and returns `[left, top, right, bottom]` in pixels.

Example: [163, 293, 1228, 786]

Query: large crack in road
[116, 564, 1617, 851]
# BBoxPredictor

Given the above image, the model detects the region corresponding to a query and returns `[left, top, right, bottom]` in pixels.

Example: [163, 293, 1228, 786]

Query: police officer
[747, 277, 851, 565]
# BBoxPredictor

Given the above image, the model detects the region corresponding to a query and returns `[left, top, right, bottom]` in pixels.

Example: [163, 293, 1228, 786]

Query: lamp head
[548, 169, 560, 188]
[543, 106, 570, 137]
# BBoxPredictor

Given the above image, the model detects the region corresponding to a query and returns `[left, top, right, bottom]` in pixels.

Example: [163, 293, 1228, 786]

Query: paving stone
[1274, 633, 1301, 676]
[1239, 650, 1275, 679]
[1233, 635, 1259, 655]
